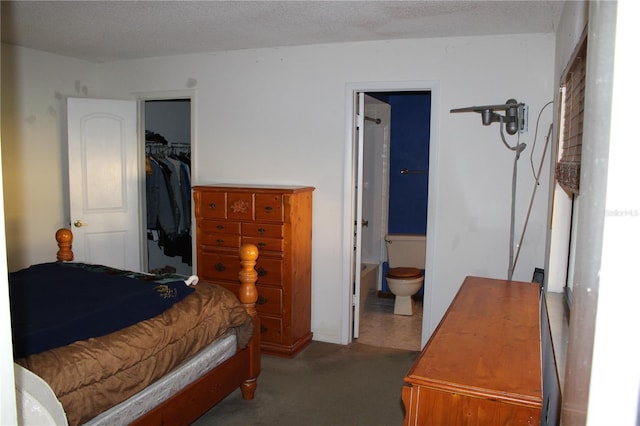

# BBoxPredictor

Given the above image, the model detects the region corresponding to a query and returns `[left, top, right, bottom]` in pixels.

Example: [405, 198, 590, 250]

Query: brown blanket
[16, 283, 254, 425]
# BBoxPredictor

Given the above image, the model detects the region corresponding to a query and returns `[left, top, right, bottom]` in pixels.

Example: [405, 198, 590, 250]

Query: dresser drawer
[227, 192, 254, 221]
[243, 236, 283, 253]
[243, 222, 284, 238]
[197, 191, 227, 219]
[255, 194, 283, 221]
[201, 234, 241, 248]
[260, 315, 283, 344]
[198, 251, 241, 282]
[255, 257, 283, 286]
[198, 220, 241, 248]
[256, 285, 283, 315]
[216, 282, 283, 316]
[199, 220, 240, 235]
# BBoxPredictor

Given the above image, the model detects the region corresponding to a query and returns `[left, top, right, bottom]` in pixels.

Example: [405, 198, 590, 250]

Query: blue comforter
[9, 262, 194, 358]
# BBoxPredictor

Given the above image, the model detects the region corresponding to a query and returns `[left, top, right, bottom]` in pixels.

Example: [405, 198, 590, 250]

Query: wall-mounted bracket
[451, 99, 528, 135]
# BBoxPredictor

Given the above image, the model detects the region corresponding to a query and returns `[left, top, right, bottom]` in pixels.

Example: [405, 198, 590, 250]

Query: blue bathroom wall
[381, 92, 431, 235]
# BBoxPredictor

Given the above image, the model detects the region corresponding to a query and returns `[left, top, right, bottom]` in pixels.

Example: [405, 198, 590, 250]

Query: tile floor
[356, 289, 423, 352]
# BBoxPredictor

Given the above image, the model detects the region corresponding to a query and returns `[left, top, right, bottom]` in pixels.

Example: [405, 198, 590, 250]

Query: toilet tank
[385, 234, 426, 269]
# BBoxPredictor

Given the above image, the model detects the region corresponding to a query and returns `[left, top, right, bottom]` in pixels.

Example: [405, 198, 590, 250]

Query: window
[556, 35, 587, 195]
[555, 31, 587, 307]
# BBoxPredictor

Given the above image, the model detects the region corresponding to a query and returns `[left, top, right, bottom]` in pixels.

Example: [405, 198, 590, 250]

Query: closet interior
[144, 99, 192, 275]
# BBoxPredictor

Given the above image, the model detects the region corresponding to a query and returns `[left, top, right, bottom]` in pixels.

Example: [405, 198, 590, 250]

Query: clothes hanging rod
[145, 141, 190, 145]
[145, 142, 191, 155]
[365, 116, 381, 124]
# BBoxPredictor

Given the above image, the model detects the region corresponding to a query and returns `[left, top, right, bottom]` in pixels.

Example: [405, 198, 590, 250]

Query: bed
[11, 228, 261, 425]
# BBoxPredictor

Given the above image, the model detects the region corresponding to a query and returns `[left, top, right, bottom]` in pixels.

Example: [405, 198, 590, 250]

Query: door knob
[73, 220, 88, 228]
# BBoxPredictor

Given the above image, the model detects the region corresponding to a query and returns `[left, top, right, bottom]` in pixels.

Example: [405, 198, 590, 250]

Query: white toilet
[385, 234, 426, 315]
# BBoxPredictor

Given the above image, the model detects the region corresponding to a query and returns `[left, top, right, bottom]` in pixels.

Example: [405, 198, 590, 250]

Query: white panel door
[67, 97, 141, 271]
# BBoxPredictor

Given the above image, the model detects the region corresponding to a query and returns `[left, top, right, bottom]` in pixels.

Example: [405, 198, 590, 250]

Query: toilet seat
[387, 267, 422, 279]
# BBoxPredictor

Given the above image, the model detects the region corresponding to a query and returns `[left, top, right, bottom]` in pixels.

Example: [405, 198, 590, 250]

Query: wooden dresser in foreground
[193, 184, 314, 357]
[403, 276, 542, 425]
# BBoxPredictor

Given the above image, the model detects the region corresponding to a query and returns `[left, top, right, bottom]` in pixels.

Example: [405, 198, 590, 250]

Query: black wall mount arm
[451, 99, 527, 135]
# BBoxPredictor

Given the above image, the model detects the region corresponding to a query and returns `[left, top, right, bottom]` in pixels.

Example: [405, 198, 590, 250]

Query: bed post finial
[56, 228, 74, 262]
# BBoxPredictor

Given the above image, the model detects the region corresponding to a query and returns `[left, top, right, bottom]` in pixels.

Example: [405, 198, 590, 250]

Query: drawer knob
[258, 228, 266, 234]
[260, 325, 268, 334]
[257, 267, 267, 277]
[264, 206, 273, 212]
[257, 295, 268, 305]
[216, 225, 224, 230]
[208, 202, 217, 209]
[216, 238, 224, 245]
[215, 262, 226, 272]
[258, 242, 266, 249]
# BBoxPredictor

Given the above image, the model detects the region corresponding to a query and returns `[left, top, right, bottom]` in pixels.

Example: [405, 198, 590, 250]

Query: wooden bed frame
[55, 228, 261, 425]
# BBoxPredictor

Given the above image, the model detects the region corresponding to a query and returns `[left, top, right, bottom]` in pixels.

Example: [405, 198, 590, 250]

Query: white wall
[97, 34, 555, 343]
[587, 2, 640, 422]
[2, 34, 555, 346]
[0, 146, 16, 426]
[1, 44, 99, 271]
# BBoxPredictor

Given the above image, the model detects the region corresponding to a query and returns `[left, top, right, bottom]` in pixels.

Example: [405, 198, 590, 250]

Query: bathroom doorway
[349, 87, 432, 352]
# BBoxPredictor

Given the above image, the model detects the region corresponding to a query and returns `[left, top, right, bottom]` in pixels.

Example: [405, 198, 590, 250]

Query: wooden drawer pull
[257, 295, 268, 305]
[257, 267, 267, 277]
[215, 262, 226, 272]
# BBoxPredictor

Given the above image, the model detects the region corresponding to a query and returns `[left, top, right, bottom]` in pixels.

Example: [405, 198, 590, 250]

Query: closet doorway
[144, 99, 193, 275]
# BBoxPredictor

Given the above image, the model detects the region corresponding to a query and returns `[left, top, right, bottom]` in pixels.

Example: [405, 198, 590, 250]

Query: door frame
[133, 89, 196, 272]
[342, 81, 441, 347]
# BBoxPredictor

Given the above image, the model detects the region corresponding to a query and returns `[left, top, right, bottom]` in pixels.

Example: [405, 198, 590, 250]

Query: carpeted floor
[193, 341, 419, 426]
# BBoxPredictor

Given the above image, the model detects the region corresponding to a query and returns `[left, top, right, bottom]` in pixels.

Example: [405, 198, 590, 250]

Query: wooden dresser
[402, 276, 542, 425]
[193, 184, 314, 358]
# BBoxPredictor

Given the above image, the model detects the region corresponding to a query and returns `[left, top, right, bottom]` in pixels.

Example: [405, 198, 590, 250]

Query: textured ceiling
[1, 1, 564, 63]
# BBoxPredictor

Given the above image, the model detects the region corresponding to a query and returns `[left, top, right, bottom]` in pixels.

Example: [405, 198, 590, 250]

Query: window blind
[555, 37, 587, 195]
